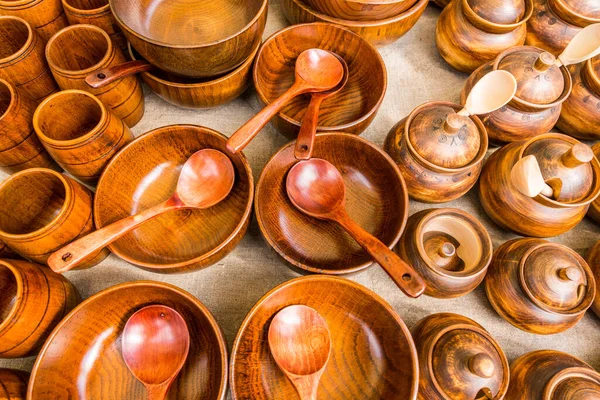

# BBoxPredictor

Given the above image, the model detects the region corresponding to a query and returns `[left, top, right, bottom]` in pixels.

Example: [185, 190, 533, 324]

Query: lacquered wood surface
[0, 238, 19, 259]
[27, 281, 228, 400]
[0, 0, 68, 41]
[586, 240, 600, 318]
[0, 259, 78, 358]
[304, 0, 417, 21]
[93, 125, 253, 273]
[230, 276, 418, 399]
[0, 368, 28, 399]
[61, 0, 126, 50]
[588, 143, 600, 223]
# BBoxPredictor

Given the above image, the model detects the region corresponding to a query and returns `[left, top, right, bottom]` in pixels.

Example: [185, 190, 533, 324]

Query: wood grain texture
[110, 0, 267, 78]
[435, 0, 531, 73]
[587, 142, 600, 223]
[383, 102, 487, 203]
[230, 275, 418, 400]
[61, 0, 126, 51]
[281, 0, 429, 47]
[0, 368, 28, 399]
[304, 0, 417, 21]
[396, 208, 492, 298]
[411, 313, 509, 400]
[0, 259, 78, 358]
[585, 240, 600, 318]
[27, 281, 228, 400]
[0, 238, 19, 259]
[253, 23, 386, 139]
[0, 0, 68, 41]
[255, 132, 408, 276]
[0, 16, 58, 102]
[0, 168, 109, 267]
[45, 24, 144, 127]
[485, 238, 596, 334]
[93, 125, 253, 273]
[33, 89, 134, 184]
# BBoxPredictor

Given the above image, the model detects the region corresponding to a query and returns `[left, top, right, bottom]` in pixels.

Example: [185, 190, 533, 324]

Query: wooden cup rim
[0, 78, 16, 122]
[0, 16, 34, 65]
[61, 0, 110, 16]
[0, 260, 23, 335]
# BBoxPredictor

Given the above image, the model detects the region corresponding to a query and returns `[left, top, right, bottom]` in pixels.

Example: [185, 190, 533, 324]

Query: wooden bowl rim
[584, 57, 600, 92]
[460, 0, 533, 31]
[61, 0, 110, 15]
[93, 124, 254, 270]
[27, 280, 229, 400]
[547, 0, 600, 26]
[0, 259, 24, 335]
[229, 274, 419, 399]
[0, 0, 45, 7]
[542, 366, 600, 398]
[255, 132, 409, 275]
[253, 22, 387, 132]
[0, 78, 16, 122]
[0, 16, 34, 65]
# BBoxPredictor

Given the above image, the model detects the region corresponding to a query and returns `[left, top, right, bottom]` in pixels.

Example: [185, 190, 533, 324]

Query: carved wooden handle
[85, 60, 153, 88]
[295, 95, 325, 160]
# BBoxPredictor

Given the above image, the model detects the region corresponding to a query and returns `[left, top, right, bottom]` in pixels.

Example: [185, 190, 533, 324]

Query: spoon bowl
[557, 23, 600, 66]
[461, 70, 517, 116]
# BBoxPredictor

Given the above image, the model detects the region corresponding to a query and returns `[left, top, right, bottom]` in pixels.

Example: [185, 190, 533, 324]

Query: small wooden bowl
[110, 0, 267, 78]
[585, 240, 600, 318]
[0, 368, 29, 399]
[254, 23, 387, 138]
[94, 124, 253, 273]
[256, 132, 408, 275]
[230, 275, 418, 399]
[28, 281, 228, 399]
[281, 0, 429, 46]
[304, 0, 417, 21]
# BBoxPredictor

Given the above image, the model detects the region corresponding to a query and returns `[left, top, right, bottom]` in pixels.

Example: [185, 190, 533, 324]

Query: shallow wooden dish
[27, 281, 228, 399]
[304, 0, 417, 21]
[110, 0, 267, 78]
[254, 23, 387, 138]
[230, 275, 418, 399]
[94, 125, 253, 273]
[256, 132, 408, 275]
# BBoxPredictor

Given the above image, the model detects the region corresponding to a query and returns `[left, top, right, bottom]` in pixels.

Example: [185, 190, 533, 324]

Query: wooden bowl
[0, 368, 29, 399]
[585, 240, 600, 318]
[281, 0, 429, 46]
[28, 281, 228, 399]
[255, 132, 408, 275]
[253, 23, 387, 138]
[94, 124, 253, 273]
[304, 0, 417, 21]
[110, 0, 267, 78]
[230, 275, 418, 399]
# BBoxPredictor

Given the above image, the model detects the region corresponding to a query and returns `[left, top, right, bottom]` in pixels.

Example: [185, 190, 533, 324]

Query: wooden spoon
[85, 60, 154, 88]
[122, 305, 190, 400]
[294, 53, 349, 160]
[556, 23, 600, 67]
[458, 70, 517, 117]
[286, 158, 426, 298]
[226, 48, 345, 154]
[47, 149, 235, 273]
[511, 155, 555, 198]
[268, 305, 331, 400]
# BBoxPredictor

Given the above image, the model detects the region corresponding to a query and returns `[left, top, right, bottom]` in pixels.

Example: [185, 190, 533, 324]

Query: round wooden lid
[466, 0, 526, 24]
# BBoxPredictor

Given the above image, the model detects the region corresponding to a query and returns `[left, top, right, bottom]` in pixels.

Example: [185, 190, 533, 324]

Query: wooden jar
[485, 238, 596, 334]
[0, 259, 78, 358]
[507, 350, 600, 398]
[585, 240, 600, 318]
[396, 208, 492, 298]
[383, 102, 488, 203]
[435, 0, 532, 73]
[411, 313, 510, 400]
[479, 133, 600, 237]
[0, 368, 29, 399]
[61, 0, 125, 50]
[0, 0, 68, 41]
[588, 143, 600, 223]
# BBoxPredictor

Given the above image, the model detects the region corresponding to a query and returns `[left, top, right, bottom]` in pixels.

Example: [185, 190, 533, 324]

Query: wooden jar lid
[466, 0, 526, 24]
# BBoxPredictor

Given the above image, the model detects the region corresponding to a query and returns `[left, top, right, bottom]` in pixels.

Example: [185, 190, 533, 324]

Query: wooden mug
[33, 89, 134, 184]
[0, 16, 58, 102]
[0, 79, 58, 173]
[0, 168, 109, 267]
[61, 0, 126, 50]
[0, 259, 78, 358]
[45, 24, 144, 127]
[0, 0, 68, 41]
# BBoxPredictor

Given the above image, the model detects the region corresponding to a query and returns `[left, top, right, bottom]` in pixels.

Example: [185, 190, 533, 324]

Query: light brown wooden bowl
[0, 368, 29, 399]
[304, 0, 417, 21]
[109, 0, 267, 78]
[281, 0, 429, 46]
[230, 275, 418, 399]
[253, 23, 386, 139]
[93, 124, 253, 273]
[255, 132, 408, 275]
[27, 281, 228, 399]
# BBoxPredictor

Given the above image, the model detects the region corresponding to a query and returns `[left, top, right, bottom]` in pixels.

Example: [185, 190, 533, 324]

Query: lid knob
[534, 52, 556, 72]
[469, 353, 496, 378]
[558, 266, 583, 282]
[560, 143, 594, 169]
[439, 242, 457, 258]
[443, 113, 467, 134]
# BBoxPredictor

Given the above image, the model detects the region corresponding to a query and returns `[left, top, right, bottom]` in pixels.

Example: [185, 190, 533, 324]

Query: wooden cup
[0, 259, 78, 358]
[61, 0, 126, 50]
[0, 0, 68, 41]
[0, 168, 109, 267]
[34, 89, 134, 184]
[45, 24, 144, 127]
[0, 16, 58, 102]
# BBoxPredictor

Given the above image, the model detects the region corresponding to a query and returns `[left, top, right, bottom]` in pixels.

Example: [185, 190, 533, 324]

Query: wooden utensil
[511, 155, 555, 198]
[227, 48, 344, 154]
[86, 60, 154, 88]
[295, 54, 348, 160]
[122, 305, 190, 400]
[0, 0, 68, 41]
[555, 23, 600, 66]
[268, 305, 331, 400]
[48, 149, 235, 273]
[286, 158, 425, 298]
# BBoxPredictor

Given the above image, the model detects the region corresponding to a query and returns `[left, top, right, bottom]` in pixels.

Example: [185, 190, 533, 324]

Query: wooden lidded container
[585, 239, 600, 318]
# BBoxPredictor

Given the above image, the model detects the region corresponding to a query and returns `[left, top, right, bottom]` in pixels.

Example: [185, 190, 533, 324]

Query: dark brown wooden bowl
[93, 124, 253, 273]
[230, 275, 418, 399]
[0, 368, 29, 399]
[253, 23, 387, 138]
[27, 281, 228, 399]
[255, 132, 408, 275]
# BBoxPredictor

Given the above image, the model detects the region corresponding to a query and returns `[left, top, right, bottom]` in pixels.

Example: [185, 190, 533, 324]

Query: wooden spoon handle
[47, 200, 177, 273]
[334, 211, 426, 298]
[145, 382, 172, 400]
[85, 60, 153, 88]
[295, 95, 325, 160]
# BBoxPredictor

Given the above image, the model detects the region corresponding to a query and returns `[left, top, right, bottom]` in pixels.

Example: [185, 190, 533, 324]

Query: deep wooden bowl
[28, 281, 228, 399]
[281, 0, 429, 46]
[230, 275, 418, 399]
[110, 0, 267, 78]
[255, 132, 408, 275]
[94, 124, 253, 273]
[0, 368, 29, 399]
[304, 0, 417, 21]
[253, 23, 386, 138]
